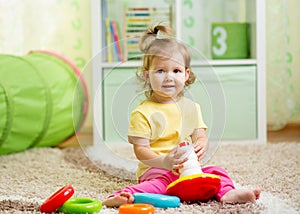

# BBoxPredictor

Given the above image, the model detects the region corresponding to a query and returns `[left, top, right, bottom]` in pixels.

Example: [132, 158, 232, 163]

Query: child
[102, 24, 260, 207]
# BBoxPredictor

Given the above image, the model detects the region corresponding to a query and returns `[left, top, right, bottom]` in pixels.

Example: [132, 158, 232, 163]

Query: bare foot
[220, 189, 261, 203]
[102, 192, 134, 207]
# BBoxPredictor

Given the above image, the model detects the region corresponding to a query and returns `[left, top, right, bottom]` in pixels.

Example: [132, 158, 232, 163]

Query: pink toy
[166, 142, 221, 202]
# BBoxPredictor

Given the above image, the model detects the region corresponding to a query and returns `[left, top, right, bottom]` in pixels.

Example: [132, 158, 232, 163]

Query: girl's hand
[192, 128, 208, 161]
[193, 141, 208, 161]
[162, 146, 188, 175]
[131, 136, 187, 173]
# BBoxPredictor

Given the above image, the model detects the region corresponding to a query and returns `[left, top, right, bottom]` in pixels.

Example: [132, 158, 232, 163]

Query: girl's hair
[136, 24, 196, 99]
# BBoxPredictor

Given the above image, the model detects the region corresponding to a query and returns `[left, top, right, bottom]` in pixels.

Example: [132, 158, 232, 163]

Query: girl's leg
[110, 168, 178, 196]
[103, 168, 178, 207]
[202, 166, 235, 200]
[202, 166, 261, 203]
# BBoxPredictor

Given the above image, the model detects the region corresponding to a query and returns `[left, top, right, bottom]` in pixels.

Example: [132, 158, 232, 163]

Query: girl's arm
[128, 136, 186, 172]
[191, 128, 208, 161]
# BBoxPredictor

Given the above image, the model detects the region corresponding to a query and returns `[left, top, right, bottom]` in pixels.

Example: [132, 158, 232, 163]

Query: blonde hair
[136, 24, 196, 99]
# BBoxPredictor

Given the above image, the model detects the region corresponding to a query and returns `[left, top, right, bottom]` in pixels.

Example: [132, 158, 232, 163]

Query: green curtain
[266, 0, 300, 130]
[0, 0, 91, 70]
[0, 0, 92, 132]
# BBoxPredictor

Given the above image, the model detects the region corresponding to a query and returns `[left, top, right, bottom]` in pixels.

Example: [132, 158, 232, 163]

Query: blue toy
[133, 193, 180, 208]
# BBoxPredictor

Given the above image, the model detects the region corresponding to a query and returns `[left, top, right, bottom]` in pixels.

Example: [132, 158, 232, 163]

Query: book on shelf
[110, 20, 123, 62]
[105, 18, 113, 62]
[101, 0, 108, 62]
[105, 18, 123, 62]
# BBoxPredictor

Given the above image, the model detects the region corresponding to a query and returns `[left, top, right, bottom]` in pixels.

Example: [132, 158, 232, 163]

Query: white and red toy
[166, 142, 221, 202]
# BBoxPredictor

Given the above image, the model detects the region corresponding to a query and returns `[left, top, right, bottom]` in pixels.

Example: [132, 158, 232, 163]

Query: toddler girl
[102, 24, 260, 207]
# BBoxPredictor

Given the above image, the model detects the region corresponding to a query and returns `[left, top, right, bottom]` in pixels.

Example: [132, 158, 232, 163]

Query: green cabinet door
[102, 68, 143, 141]
[189, 66, 257, 140]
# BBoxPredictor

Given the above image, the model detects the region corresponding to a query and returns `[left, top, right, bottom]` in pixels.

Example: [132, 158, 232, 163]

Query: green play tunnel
[0, 50, 88, 155]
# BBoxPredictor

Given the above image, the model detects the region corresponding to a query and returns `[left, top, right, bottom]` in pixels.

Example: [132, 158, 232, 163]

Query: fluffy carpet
[0, 142, 299, 213]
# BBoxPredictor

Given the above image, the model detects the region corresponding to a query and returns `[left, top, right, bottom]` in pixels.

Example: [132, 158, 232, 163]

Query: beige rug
[0, 142, 299, 213]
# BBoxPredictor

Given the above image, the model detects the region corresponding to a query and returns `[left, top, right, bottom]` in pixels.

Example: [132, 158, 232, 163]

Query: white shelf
[192, 59, 257, 66]
[91, 0, 266, 144]
[100, 59, 257, 69]
[100, 61, 141, 68]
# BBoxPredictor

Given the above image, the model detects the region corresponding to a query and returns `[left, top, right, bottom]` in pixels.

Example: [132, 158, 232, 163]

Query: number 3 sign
[211, 22, 249, 59]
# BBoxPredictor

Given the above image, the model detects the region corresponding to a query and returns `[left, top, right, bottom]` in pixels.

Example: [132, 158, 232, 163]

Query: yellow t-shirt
[128, 97, 207, 178]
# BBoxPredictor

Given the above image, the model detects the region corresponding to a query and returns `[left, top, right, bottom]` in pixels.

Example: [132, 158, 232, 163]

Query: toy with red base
[166, 142, 221, 202]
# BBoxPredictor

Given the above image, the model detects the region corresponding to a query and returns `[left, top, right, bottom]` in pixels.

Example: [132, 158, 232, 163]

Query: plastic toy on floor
[119, 203, 154, 214]
[40, 185, 102, 214]
[118, 193, 179, 213]
[166, 142, 221, 202]
[133, 193, 180, 208]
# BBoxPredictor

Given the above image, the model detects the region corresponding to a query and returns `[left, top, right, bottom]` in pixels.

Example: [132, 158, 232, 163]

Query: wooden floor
[58, 123, 300, 148]
[57, 132, 92, 148]
[267, 123, 300, 143]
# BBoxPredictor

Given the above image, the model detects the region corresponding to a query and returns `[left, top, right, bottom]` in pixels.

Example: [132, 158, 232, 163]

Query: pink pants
[110, 166, 235, 201]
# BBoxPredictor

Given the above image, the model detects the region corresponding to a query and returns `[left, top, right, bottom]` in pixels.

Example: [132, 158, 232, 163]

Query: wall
[0, 0, 299, 134]
[266, 0, 300, 130]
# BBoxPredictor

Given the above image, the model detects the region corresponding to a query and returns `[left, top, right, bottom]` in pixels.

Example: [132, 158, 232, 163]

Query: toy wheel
[119, 204, 154, 214]
[40, 185, 74, 213]
[58, 198, 102, 214]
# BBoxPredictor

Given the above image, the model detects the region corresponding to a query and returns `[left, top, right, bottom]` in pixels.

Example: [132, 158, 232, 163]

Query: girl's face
[145, 52, 190, 103]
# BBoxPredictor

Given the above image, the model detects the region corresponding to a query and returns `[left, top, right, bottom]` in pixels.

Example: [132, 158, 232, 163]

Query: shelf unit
[91, 0, 266, 144]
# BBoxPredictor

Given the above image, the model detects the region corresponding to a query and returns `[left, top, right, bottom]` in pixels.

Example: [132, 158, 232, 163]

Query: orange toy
[119, 204, 154, 214]
[166, 142, 221, 202]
